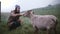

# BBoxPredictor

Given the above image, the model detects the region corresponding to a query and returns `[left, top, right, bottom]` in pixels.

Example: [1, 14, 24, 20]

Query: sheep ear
[27, 10, 32, 13]
[29, 10, 34, 14]
[28, 10, 34, 14]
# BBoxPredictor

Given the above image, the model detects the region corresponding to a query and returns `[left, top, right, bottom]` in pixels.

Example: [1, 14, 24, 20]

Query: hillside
[1, 4, 60, 34]
[33, 4, 60, 17]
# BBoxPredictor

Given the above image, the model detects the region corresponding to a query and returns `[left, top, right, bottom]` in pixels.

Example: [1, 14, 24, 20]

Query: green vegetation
[0, 4, 60, 34]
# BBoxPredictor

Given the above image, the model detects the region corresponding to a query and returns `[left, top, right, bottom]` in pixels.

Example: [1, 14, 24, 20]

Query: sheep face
[23, 10, 33, 17]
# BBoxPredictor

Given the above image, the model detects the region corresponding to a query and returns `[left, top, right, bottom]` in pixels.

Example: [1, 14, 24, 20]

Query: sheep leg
[53, 20, 58, 34]
[34, 26, 39, 34]
[47, 27, 51, 34]
[53, 27, 57, 34]
[47, 29, 51, 34]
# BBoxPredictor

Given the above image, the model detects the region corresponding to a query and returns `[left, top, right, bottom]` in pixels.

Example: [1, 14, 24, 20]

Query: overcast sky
[0, 0, 60, 12]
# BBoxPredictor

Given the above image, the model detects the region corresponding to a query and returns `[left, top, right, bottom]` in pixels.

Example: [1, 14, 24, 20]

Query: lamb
[23, 10, 58, 34]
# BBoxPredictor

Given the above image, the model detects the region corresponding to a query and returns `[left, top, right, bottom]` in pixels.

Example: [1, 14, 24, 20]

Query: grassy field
[0, 4, 60, 34]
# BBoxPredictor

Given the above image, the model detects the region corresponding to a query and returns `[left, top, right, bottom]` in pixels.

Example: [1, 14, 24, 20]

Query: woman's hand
[16, 14, 23, 16]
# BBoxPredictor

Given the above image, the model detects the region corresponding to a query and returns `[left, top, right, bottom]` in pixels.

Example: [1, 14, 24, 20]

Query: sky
[0, 0, 60, 12]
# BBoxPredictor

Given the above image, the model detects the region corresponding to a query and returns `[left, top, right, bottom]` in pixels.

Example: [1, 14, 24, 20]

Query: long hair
[14, 5, 20, 13]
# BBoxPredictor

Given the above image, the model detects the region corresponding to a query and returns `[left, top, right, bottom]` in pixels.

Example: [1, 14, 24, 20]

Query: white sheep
[23, 10, 58, 34]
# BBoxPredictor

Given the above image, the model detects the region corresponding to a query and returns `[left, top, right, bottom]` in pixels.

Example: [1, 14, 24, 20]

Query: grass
[0, 4, 60, 34]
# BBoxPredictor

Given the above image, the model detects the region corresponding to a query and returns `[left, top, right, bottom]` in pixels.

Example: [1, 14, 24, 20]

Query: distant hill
[32, 4, 60, 17]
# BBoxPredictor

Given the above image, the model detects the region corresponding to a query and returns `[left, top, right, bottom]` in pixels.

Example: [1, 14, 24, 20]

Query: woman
[7, 5, 23, 30]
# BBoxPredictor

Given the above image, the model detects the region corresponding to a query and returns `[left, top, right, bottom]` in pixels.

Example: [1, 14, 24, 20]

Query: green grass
[0, 4, 60, 34]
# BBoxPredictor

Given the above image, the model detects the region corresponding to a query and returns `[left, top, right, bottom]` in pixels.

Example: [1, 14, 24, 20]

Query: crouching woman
[7, 5, 23, 31]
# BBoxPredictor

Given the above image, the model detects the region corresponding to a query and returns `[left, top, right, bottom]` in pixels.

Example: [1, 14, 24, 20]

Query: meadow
[0, 4, 60, 34]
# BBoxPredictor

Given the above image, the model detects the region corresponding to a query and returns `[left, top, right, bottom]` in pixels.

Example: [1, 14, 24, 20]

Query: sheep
[23, 10, 58, 34]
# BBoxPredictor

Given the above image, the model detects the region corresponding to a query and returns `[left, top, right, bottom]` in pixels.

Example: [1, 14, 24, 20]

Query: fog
[0, 0, 60, 12]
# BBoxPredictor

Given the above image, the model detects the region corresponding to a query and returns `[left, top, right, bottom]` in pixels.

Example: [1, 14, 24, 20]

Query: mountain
[32, 4, 60, 17]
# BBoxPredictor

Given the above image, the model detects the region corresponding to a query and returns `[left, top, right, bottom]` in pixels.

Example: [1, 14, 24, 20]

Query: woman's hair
[14, 5, 20, 13]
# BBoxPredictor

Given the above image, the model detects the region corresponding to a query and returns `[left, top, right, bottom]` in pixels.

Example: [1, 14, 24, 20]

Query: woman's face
[17, 7, 20, 11]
